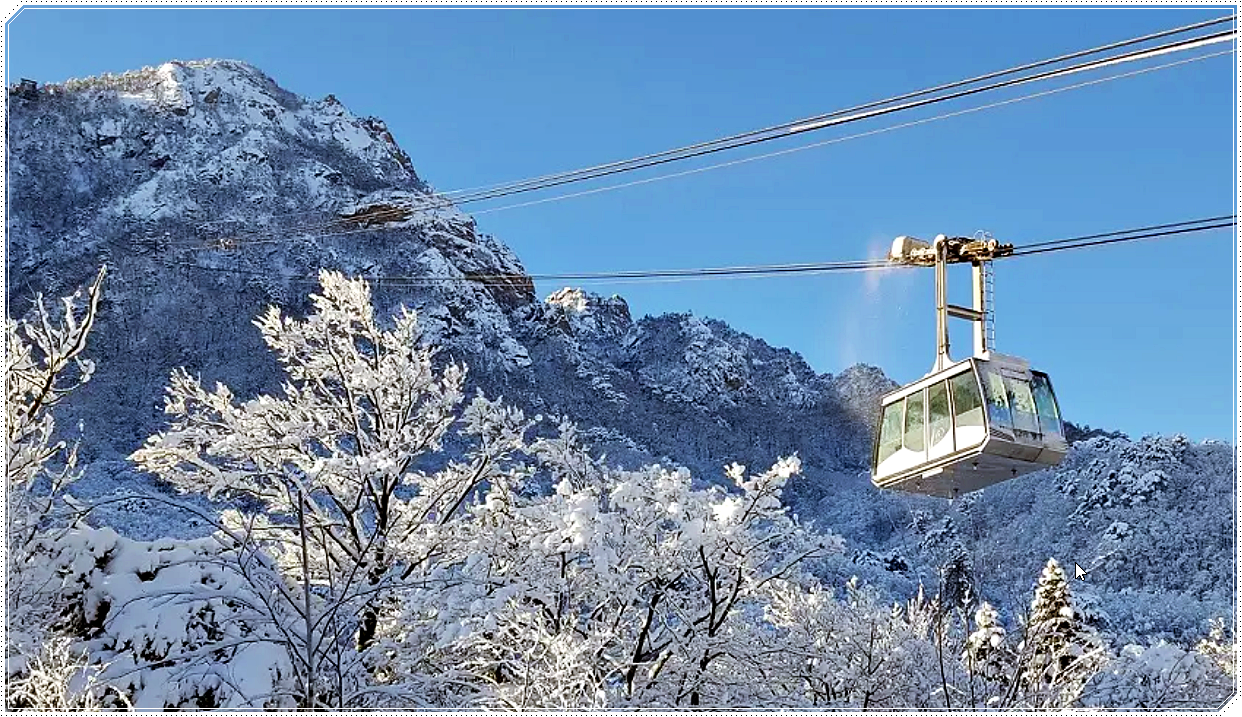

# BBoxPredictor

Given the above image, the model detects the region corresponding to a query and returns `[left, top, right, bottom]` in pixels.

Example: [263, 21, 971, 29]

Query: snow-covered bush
[6, 634, 128, 709]
[21, 525, 291, 708]
[1084, 620, 1235, 709]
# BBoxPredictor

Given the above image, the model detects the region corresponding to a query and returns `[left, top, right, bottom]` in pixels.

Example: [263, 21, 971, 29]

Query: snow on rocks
[544, 288, 632, 340]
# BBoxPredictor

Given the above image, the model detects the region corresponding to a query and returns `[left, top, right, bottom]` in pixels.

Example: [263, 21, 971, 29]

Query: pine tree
[1015, 558, 1101, 707]
[920, 517, 974, 611]
[940, 544, 974, 612]
[965, 601, 1008, 680]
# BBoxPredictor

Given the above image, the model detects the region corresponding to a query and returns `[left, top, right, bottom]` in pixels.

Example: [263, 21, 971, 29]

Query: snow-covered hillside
[8, 60, 534, 455]
[7, 59, 1234, 660]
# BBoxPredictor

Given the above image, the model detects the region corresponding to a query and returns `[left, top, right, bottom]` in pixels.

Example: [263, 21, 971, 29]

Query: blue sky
[6, 7, 1237, 441]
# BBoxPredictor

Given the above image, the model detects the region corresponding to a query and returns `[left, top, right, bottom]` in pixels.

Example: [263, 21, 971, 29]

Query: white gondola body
[870, 352, 1067, 498]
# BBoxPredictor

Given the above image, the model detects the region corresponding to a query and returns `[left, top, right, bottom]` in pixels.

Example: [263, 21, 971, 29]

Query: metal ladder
[983, 260, 996, 350]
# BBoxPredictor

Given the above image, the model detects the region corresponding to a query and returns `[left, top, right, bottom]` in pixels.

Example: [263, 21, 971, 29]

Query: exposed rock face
[7, 59, 537, 453]
[544, 288, 632, 340]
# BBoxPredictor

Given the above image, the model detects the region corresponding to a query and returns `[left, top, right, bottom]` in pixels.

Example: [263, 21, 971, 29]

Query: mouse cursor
[1074, 564, 1088, 581]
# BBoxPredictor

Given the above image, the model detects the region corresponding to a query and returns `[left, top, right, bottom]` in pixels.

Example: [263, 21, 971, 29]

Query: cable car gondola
[871, 234, 1067, 498]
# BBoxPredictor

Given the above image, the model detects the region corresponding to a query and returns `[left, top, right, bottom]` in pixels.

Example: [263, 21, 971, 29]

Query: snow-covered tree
[1083, 618, 1234, 709]
[120, 271, 863, 708]
[4, 268, 272, 709]
[962, 601, 1013, 706]
[1012, 558, 1104, 707]
[916, 515, 976, 611]
[6, 268, 104, 549]
[5, 268, 106, 683]
[762, 578, 950, 709]
[130, 271, 533, 707]
[38, 268, 1223, 710]
[436, 424, 844, 708]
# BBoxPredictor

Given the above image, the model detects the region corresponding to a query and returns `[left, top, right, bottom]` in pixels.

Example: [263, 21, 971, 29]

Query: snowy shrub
[20, 525, 292, 708]
[1196, 617, 1237, 680]
[1084, 633, 1234, 709]
[6, 634, 129, 710]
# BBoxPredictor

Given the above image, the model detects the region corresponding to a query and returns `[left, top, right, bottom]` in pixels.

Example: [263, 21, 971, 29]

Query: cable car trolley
[871, 234, 1067, 498]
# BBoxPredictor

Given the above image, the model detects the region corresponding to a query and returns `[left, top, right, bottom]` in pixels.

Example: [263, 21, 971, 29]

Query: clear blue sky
[7, 7, 1237, 441]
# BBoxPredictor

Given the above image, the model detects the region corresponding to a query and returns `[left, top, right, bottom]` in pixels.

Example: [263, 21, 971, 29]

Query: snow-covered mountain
[7, 60, 1234, 644]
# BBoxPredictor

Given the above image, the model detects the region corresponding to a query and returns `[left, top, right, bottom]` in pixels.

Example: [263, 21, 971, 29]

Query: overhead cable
[425, 13, 1238, 203]
[188, 46, 1234, 251]
[175, 215, 1235, 287]
[423, 29, 1238, 209]
[472, 49, 1233, 217]
[193, 13, 1235, 233]
[1009, 220, 1236, 257]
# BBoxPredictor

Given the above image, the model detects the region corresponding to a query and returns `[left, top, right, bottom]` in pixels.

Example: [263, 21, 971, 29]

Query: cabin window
[1003, 376, 1040, 436]
[904, 391, 925, 453]
[928, 380, 953, 452]
[877, 402, 903, 465]
[983, 371, 1013, 432]
[1030, 372, 1063, 438]
[950, 371, 985, 448]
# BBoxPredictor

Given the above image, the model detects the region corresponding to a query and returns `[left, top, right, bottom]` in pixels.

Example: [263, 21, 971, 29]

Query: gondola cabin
[871, 353, 1067, 498]
[870, 233, 1068, 498]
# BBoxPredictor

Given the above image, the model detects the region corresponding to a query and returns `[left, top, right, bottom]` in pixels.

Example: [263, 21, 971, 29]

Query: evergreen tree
[1016, 558, 1102, 707]
[920, 517, 975, 611]
[964, 601, 1010, 687]
[940, 545, 974, 613]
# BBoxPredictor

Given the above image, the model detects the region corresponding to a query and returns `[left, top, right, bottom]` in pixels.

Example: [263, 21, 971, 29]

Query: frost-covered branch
[5, 267, 108, 693]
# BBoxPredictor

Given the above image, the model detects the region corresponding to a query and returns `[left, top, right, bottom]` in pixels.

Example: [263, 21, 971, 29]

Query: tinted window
[950, 371, 984, 429]
[904, 391, 925, 453]
[1004, 376, 1040, 435]
[1031, 372, 1063, 438]
[983, 371, 1012, 431]
[928, 381, 952, 448]
[877, 401, 904, 465]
